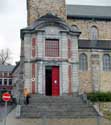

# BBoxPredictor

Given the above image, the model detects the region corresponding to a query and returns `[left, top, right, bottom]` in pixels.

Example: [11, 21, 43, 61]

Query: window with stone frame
[0, 73, 2, 77]
[45, 39, 59, 57]
[4, 79, 7, 85]
[90, 26, 99, 40]
[9, 79, 12, 85]
[79, 53, 88, 71]
[103, 54, 111, 71]
[4, 72, 8, 77]
[0, 79, 2, 85]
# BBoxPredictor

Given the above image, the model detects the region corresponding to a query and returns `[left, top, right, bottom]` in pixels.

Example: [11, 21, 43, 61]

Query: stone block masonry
[27, 0, 66, 25]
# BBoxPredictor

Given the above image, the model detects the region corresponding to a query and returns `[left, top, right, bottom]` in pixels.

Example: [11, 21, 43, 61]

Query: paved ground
[0, 107, 111, 125]
[0, 104, 15, 119]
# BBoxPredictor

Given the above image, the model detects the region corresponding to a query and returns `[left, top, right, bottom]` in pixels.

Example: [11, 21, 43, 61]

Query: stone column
[72, 64, 79, 92]
[37, 62, 44, 94]
[91, 53, 100, 91]
[37, 32, 44, 58]
[24, 34, 31, 91]
[71, 36, 79, 93]
[24, 34, 31, 61]
[61, 62, 68, 94]
[61, 32, 68, 59]
[24, 63, 31, 92]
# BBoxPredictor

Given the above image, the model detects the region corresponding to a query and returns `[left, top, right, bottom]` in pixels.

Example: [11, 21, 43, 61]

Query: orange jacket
[24, 89, 30, 97]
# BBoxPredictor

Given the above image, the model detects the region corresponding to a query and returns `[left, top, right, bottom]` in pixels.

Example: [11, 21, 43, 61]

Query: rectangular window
[0, 73, 2, 77]
[45, 39, 59, 57]
[4, 79, 7, 85]
[0, 79, 2, 85]
[9, 79, 12, 85]
[4, 73, 7, 77]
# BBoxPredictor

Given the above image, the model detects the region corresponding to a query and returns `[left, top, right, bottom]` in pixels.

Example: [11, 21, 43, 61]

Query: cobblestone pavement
[0, 108, 111, 125]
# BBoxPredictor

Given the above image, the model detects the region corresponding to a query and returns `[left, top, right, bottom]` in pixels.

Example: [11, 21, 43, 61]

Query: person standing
[24, 88, 30, 105]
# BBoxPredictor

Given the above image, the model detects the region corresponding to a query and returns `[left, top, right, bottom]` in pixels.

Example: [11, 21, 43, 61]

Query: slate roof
[0, 65, 15, 72]
[79, 40, 111, 50]
[67, 5, 111, 20]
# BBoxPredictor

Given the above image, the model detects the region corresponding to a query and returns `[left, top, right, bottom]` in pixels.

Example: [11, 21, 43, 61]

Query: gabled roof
[0, 65, 15, 72]
[67, 5, 111, 20]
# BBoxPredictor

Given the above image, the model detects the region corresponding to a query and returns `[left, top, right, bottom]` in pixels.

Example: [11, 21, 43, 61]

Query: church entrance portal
[45, 66, 60, 96]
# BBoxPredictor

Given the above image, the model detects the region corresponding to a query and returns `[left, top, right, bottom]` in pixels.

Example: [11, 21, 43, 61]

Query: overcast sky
[0, 0, 111, 64]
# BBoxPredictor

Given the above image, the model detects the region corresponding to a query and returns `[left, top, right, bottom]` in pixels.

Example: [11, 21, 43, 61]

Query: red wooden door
[52, 66, 59, 96]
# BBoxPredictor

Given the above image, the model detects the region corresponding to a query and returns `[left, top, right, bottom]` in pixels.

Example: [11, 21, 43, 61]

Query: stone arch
[72, 25, 79, 30]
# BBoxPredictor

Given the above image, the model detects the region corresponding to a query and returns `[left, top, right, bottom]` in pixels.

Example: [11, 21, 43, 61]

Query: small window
[9, 73, 11, 76]
[0, 79, 2, 85]
[103, 54, 110, 71]
[72, 25, 79, 30]
[4, 73, 7, 77]
[90, 26, 98, 40]
[0, 73, 2, 77]
[9, 79, 12, 85]
[79, 53, 88, 71]
[4, 79, 7, 85]
[45, 39, 59, 57]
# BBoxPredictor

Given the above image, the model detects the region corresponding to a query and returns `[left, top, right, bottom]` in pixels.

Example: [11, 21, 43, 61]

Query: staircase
[20, 93, 99, 118]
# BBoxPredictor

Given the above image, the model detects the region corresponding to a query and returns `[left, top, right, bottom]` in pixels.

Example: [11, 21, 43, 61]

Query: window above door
[45, 39, 59, 57]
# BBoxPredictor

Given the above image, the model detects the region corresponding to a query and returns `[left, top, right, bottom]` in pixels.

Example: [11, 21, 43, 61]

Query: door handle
[54, 80, 58, 84]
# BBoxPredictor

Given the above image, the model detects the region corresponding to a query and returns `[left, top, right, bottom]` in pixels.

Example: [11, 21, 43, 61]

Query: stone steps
[20, 94, 98, 118]
[29, 100, 83, 104]
[21, 111, 97, 118]
[21, 107, 95, 113]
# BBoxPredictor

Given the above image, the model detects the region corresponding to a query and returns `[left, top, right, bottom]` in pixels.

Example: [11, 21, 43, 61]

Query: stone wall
[100, 73, 111, 92]
[68, 19, 111, 40]
[79, 49, 111, 93]
[27, 0, 66, 25]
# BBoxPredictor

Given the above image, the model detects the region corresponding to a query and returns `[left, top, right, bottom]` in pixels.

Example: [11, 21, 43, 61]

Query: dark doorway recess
[45, 66, 60, 96]
[45, 66, 52, 96]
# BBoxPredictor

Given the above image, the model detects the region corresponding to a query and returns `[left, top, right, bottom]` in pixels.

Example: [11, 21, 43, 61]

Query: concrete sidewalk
[0, 108, 111, 125]
[0, 108, 41, 125]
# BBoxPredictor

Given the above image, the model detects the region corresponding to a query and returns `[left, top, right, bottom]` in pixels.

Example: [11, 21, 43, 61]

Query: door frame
[45, 65, 60, 96]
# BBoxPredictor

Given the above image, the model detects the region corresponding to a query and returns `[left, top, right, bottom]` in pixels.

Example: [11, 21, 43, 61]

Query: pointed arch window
[90, 26, 99, 40]
[79, 53, 88, 71]
[103, 54, 111, 71]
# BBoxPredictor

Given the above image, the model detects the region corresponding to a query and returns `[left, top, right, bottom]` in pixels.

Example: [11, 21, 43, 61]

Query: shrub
[87, 92, 111, 102]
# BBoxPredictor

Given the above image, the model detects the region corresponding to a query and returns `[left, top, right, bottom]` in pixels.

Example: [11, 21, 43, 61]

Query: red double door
[46, 66, 60, 96]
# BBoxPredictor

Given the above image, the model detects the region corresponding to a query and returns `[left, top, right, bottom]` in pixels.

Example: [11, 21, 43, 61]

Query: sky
[0, 0, 111, 64]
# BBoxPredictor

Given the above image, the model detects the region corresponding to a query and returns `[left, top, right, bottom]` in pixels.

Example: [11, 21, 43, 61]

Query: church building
[13, 0, 111, 121]
[20, 0, 80, 96]
[15, 0, 111, 97]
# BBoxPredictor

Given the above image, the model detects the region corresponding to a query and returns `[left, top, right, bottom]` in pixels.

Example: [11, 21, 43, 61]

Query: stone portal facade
[16, 1, 111, 95]
[20, 13, 80, 95]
